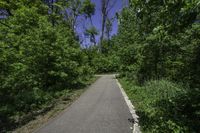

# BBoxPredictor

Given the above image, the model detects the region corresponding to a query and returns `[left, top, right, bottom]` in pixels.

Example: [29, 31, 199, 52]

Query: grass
[119, 78, 200, 133]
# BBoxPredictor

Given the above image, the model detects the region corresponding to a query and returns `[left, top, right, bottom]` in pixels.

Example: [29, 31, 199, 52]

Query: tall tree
[82, 0, 95, 25]
[100, 0, 116, 51]
[85, 26, 99, 45]
[105, 18, 113, 40]
[55, 0, 96, 32]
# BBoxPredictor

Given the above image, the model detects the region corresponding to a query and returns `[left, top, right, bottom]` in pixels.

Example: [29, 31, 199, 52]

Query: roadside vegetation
[0, 1, 95, 132]
[115, 0, 200, 132]
[120, 78, 199, 132]
[0, 0, 200, 133]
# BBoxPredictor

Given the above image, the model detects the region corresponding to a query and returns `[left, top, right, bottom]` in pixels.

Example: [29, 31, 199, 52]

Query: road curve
[34, 75, 132, 133]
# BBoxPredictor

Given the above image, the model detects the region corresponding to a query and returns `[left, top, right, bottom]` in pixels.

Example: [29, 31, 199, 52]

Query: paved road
[34, 75, 132, 133]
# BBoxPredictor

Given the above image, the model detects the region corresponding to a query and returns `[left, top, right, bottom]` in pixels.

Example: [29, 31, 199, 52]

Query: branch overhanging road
[34, 75, 133, 133]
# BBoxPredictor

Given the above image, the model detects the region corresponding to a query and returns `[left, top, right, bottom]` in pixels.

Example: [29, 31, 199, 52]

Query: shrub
[120, 78, 199, 132]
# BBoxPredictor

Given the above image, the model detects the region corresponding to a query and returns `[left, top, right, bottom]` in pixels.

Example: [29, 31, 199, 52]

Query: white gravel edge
[115, 77, 141, 133]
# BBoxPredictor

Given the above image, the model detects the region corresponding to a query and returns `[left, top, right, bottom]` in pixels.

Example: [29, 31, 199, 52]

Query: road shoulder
[115, 77, 141, 133]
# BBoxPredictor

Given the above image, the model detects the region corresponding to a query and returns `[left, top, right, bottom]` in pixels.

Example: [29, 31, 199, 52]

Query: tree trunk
[51, 0, 55, 27]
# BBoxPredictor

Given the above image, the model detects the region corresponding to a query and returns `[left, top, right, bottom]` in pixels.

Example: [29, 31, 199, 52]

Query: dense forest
[0, 0, 200, 133]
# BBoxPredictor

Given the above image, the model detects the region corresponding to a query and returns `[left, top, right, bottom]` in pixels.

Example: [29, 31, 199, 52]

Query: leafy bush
[91, 54, 119, 73]
[84, 45, 120, 74]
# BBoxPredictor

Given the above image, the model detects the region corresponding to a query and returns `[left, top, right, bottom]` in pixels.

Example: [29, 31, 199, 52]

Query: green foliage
[120, 78, 200, 133]
[0, 3, 94, 132]
[83, 45, 119, 73]
[92, 53, 119, 73]
[115, 0, 200, 132]
[1, 0, 199, 132]
[84, 26, 98, 45]
[116, 0, 200, 85]
[82, 0, 95, 18]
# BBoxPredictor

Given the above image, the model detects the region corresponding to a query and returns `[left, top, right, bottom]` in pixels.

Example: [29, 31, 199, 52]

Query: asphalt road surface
[34, 75, 133, 133]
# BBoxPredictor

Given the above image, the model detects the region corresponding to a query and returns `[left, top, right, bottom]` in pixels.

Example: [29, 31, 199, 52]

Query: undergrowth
[119, 78, 200, 133]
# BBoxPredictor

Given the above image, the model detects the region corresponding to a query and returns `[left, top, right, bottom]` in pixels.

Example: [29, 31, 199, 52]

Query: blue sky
[77, 0, 124, 46]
